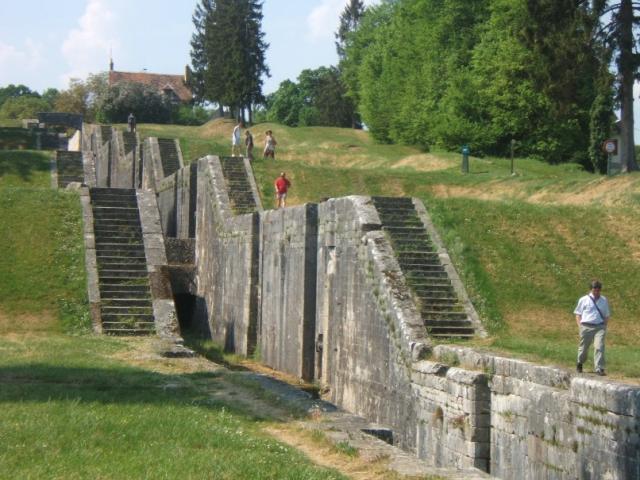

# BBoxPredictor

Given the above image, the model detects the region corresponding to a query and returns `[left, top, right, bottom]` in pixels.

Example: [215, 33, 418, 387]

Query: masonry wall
[430, 345, 640, 479]
[259, 204, 318, 380]
[162, 151, 639, 479]
[195, 156, 259, 355]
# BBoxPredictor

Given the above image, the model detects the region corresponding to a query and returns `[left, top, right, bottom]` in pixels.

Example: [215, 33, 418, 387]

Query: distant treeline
[337, 0, 617, 171]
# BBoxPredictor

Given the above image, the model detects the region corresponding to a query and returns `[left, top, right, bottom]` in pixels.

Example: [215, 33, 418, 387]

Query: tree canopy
[190, 0, 269, 121]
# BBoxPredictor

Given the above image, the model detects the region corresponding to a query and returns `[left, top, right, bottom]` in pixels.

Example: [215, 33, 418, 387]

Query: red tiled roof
[108, 70, 193, 103]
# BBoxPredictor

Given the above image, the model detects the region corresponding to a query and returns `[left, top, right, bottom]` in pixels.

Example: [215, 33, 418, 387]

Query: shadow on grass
[0, 150, 50, 181]
[0, 362, 262, 419]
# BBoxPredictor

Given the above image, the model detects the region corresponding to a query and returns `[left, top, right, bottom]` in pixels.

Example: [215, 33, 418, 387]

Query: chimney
[184, 65, 192, 85]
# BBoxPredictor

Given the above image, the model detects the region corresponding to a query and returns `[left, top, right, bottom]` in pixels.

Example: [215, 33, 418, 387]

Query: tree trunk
[618, 0, 639, 172]
[248, 104, 253, 125]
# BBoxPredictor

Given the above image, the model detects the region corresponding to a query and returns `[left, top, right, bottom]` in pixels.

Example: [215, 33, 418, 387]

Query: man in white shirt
[574, 280, 610, 376]
[231, 122, 243, 157]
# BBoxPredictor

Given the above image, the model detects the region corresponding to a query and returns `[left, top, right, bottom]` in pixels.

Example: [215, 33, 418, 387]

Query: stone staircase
[56, 151, 84, 187]
[158, 138, 180, 177]
[90, 187, 155, 335]
[372, 197, 475, 339]
[220, 157, 258, 215]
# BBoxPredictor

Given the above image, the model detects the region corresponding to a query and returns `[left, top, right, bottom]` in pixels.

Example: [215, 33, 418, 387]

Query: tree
[0, 96, 52, 119]
[336, 0, 365, 59]
[265, 67, 357, 128]
[190, 0, 270, 121]
[591, 0, 640, 172]
[54, 73, 108, 122]
[0, 84, 39, 108]
[189, 0, 213, 105]
[41, 88, 60, 108]
[99, 82, 172, 124]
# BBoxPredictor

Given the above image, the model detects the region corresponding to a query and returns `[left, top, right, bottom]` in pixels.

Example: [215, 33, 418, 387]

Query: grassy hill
[139, 119, 640, 379]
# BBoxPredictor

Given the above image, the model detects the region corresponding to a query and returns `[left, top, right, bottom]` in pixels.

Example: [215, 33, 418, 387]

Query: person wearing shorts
[264, 130, 277, 159]
[274, 172, 290, 209]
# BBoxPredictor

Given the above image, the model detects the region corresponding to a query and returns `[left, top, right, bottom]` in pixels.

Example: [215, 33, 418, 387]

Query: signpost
[461, 145, 470, 174]
[602, 139, 618, 176]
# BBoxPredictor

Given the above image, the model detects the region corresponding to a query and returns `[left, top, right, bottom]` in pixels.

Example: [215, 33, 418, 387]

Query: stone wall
[428, 345, 640, 479]
[259, 204, 318, 380]
[155, 163, 197, 239]
[195, 156, 259, 355]
[154, 151, 639, 479]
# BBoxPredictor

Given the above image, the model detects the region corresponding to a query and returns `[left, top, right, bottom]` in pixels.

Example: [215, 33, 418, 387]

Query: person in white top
[231, 121, 243, 157]
[574, 280, 610, 375]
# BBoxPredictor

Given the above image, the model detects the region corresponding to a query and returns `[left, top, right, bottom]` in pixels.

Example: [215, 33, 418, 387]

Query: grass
[0, 333, 347, 479]
[133, 119, 640, 379]
[0, 150, 89, 333]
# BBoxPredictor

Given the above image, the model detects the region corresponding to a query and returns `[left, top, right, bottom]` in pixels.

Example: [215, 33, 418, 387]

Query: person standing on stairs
[245, 130, 254, 161]
[232, 121, 243, 157]
[128, 113, 136, 133]
[274, 172, 290, 209]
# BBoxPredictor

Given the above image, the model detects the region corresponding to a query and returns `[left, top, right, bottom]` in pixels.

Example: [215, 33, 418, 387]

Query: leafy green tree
[265, 67, 357, 127]
[0, 84, 39, 109]
[266, 80, 304, 126]
[0, 96, 52, 119]
[99, 82, 172, 124]
[41, 88, 60, 108]
[54, 74, 108, 122]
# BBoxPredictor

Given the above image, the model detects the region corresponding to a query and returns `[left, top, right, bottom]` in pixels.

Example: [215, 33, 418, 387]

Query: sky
[0, 0, 378, 95]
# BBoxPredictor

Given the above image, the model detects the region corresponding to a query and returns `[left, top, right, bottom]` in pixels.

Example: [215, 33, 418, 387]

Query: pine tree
[336, 0, 365, 59]
[189, 0, 269, 121]
[189, 0, 214, 105]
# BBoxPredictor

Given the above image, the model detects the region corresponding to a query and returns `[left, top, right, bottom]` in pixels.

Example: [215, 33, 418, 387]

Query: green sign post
[461, 145, 470, 174]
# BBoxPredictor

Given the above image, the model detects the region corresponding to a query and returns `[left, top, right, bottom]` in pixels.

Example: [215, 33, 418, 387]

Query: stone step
[93, 228, 142, 237]
[100, 289, 151, 299]
[97, 254, 146, 263]
[92, 218, 141, 226]
[91, 187, 135, 195]
[102, 323, 155, 335]
[102, 306, 153, 315]
[98, 263, 147, 271]
[96, 248, 146, 257]
[98, 269, 148, 278]
[99, 276, 150, 286]
[91, 201, 138, 209]
[95, 240, 144, 248]
[422, 310, 468, 321]
[102, 298, 152, 307]
[418, 302, 465, 312]
[410, 284, 456, 294]
[424, 319, 473, 328]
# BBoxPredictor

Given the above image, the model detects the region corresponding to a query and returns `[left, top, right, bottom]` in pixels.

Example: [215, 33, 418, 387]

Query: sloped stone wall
[259, 204, 318, 380]
[195, 156, 259, 355]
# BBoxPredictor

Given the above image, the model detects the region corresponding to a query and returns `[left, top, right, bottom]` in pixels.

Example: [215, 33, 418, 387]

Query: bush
[172, 105, 212, 125]
[0, 96, 52, 119]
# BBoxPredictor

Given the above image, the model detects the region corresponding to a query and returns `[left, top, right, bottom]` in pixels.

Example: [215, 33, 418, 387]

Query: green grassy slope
[0, 150, 89, 333]
[137, 119, 640, 379]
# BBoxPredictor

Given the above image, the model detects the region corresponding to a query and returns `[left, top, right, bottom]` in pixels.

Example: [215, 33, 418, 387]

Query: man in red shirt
[274, 172, 291, 209]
